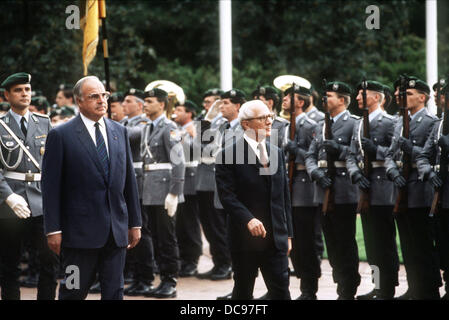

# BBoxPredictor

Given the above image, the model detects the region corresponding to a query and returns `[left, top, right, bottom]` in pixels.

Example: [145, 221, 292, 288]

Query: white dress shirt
[80, 113, 109, 156]
[244, 133, 268, 164]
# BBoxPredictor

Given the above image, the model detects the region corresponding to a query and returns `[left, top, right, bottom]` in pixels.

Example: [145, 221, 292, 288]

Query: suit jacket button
[301, 178, 306, 182]
[342, 172, 346, 176]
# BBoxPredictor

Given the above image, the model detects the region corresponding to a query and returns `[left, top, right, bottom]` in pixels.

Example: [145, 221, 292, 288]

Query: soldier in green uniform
[0, 72, 58, 300]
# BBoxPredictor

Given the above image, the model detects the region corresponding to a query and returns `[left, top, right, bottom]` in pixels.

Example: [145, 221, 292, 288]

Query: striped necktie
[95, 122, 109, 179]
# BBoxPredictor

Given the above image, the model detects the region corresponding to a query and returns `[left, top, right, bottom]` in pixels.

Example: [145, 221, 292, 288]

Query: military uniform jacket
[140, 115, 185, 206]
[271, 116, 289, 149]
[289, 114, 317, 207]
[346, 111, 396, 206]
[385, 108, 438, 208]
[305, 110, 359, 204]
[416, 119, 449, 208]
[0, 110, 51, 218]
[179, 122, 198, 196]
[125, 114, 149, 199]
[195, 116, 227, 192]
[214, 121, 244, 209]
[306, 106, 325, 122]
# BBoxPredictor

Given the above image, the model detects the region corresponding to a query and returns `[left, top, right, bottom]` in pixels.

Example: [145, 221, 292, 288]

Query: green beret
[393, 76, 430, 94]
[183, 100, 198, 110]
[0, 102, 10, 112]
[325, 81, 352, 96]
[433, 79, 446, 91]
[144, 88, 168, 99]
[252, 86, 280, 99]
[1, 72, 32, 90]
[356, 80, 384, 93]
[31, 96, 50, 112]
[124, 88, 145, 100]
[382, 84, 393, 96]
[284, 84, 311, 96]
[110, 92, 124, 103]
[220, 88, 246, 100]
[203, 88, 223, 98]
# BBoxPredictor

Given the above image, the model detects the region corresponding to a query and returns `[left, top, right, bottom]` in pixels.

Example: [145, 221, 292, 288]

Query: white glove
[5, 193, 31, 219]
[204, 100, 223, 122]
[164, 193, 178, 217]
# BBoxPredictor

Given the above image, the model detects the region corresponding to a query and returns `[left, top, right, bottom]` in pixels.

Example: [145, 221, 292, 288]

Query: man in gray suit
[385, 76, 441, 300]
[173, 100, 203, 277]
[140, 87, 185, 298]
[283, 84, 321, 300]
[0, 72, 58, 300]
[305, 81, 361, 300]
[346, 80, 399, 300]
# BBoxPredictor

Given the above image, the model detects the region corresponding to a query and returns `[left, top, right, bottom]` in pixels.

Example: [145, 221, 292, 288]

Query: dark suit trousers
[144, 205, 180, 280]
[320, 203, 360, 298]
[197, 191, 231, 268]
[0, 216, 58, 300]
[436, 209, 449, 290]
[231, 248, 290, 300]
[58, 232, 126, 300]
[291, 206, 321, 280]
[395, 207, 441, 299]
[176, 195, 203, 265]
[126, 202, 155, 283]
[360, 205, 399, 294]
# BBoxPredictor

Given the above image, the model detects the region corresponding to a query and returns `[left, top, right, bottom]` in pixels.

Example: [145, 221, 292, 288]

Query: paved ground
[18, 238, 419, 300]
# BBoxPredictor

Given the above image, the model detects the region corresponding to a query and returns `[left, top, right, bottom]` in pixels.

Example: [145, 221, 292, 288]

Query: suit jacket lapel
[75, 115, 107, 182]
[105, 119, 118, 185]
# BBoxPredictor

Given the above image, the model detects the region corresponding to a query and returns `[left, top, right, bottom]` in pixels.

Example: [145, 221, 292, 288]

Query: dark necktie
[149, 123, 154, 135]
[20, 117, 27, 137]
[225, 122, 231, 130]
[95, 122, 109, 178]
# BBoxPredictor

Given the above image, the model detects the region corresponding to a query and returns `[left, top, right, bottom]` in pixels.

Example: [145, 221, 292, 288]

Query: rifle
[393, 76, 411, 214]
[322, 79, 335, 214]
[436, 80, 443, 119]
[356, 79, 371, 215]
[287, 83, 297, 194]
[430, 89, 449, 216]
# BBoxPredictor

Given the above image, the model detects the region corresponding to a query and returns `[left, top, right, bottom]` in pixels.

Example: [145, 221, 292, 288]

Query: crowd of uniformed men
[0, 71, 449, 300]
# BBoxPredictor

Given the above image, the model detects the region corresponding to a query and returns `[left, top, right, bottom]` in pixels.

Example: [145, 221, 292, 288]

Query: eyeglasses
[245, 114, 275, 122]
[84, 91, 111, 101]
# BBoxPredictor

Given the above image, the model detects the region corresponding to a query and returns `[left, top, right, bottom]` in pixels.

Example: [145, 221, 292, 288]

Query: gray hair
[73, 76, 102, 105]
[238, 99, 269, 123]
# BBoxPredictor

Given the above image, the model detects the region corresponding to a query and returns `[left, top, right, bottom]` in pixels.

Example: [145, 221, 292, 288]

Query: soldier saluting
[0, 72, 58, 300]
[346, 80, 399, 300]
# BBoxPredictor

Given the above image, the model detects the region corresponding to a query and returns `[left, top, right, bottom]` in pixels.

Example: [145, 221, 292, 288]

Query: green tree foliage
[0, 0, 439, 113]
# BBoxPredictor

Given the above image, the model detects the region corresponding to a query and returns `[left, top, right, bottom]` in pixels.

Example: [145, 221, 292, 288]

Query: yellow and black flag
[80, 0, 106, 75]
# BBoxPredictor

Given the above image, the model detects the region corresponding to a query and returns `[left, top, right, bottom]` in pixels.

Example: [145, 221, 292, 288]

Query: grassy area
[322, 215, 404, 263]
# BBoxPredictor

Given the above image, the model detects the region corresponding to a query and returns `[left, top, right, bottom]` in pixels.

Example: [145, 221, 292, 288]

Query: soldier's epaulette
[33, 112, 49, 118]
[350, 114, 360, 120]
[275, 116, 289, 123]
[382, 113, 395, 120]
[426, 113, 438, 120]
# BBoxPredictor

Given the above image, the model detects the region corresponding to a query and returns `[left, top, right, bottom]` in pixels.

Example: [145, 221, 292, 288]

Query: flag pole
[99, 0, 111, 118]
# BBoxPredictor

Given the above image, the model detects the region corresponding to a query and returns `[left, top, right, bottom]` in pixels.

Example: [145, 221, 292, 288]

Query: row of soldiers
[1, 70, 448, 300]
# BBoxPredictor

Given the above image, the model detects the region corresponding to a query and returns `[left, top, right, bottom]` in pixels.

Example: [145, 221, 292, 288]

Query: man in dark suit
[42, 76, 142, 300]
[215, 99, 293, 300]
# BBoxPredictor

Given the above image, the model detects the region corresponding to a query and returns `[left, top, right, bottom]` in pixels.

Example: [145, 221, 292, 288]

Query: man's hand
[438, 135, 449, 153]
[311, 169, 332, 189]
[127, 228, 141, 250]
[428, 171, 443, 189]
[387, 168, 407, 188]
[47, 233, 62, 255]
[353, 171, 371, 190]
[398, 137, 413, 156]
[323, 139, 342, 156]
[284, 139, 297, 155]
[247, 218, 266, 238]
[361, 137, 377, 159]
[5, 193, 31, 219]
[164, 193, 178, 217]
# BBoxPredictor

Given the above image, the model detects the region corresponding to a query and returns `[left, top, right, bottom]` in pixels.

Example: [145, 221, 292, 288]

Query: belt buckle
[25, 173, 34, 182]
